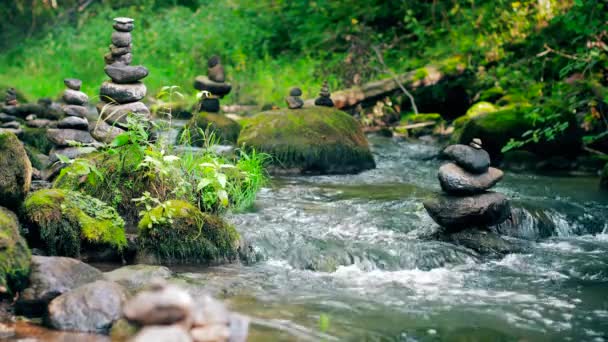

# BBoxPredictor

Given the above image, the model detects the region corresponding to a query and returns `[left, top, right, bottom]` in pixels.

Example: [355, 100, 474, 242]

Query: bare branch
[372, 45, 419, 114]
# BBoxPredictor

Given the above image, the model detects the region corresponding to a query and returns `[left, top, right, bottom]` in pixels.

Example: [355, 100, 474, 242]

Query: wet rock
[47, 280, 127, 333]
[63, 105, 89, 118]
[123, 283, 193, 325]
[90, 120, 125, 143]
[17, 256, 104, 316]
[111, 31, 132, 47]
[0, 131, 32, 209]
[423, 192, 510, 229]
[433, 229, 526, 257]
[46, 128, 97, 146]
[193, 76, 232, 97]
[49, 146, 97, 163]
[100, 81, 146, 104]
[63, 89, 89, 106]
[64, 78, 82, 91]
[105, 265, 172, 291]
[105, 65, 149, 84]
[441, 144, 490, 174]
[132, 326, 192, 342]
[438, 163, 503, 195]
[96, 101, 150, 126]
[57, 116, 89, 130]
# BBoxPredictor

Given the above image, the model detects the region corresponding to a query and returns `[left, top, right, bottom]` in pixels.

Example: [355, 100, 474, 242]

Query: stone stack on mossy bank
[194, 56, 232, 113]
[98, 17, 150, 128]
[238, 106, 375, 174]
[424, 139, 516, 256]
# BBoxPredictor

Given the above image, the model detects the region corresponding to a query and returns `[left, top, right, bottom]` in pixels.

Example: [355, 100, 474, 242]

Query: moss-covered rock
[137, 200, 239, 264]
[478, 87, 505, 103]
[601, 163, 608, 191]
[0, 131, 32, 210]
[21, 127, 55, 155]
[181, 112, 241, 145]
[238, 107, 375, 174]
[0, 207, 31, 296]
[23, 189, 127, 257]
[453, 101, 500, 130]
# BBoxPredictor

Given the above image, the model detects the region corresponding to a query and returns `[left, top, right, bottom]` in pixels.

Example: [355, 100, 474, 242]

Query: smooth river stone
[110, 44, 132, 56]
[63, 89, 89, 106]
[442, 144, 490, 174]
[289, 87, 303, 96]
[104, 64, 149, 84]
[96, 101, 150, 126]
[99, 81, 146, 104]
[208, 63, 225, 83]
[57, 116, 89, 130]
[63, 78, 82, 91]
[193, 76, 232, 97]
[47, 128, 96, 146]
[111, 53, 133, 66]
[113, 22, 134, 32]
[438, 162, 503, 195]
[123, 283, 194, 326]
[285, 95, 304, 109]
[63, 105, 88, 118]
[111, 31, 132, 47]
[423, 191, 510, 229]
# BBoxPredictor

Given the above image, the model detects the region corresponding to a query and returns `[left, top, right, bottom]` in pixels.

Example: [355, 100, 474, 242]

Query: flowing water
[171, 136, 608, 341]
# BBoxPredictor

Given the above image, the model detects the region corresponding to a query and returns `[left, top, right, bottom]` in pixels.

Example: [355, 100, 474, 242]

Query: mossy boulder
[453, 101, 500, 130]
[137, 200, 239, 264]
[21, 127, 54, 155]
[0, 131, 32, 210]
[182, 112, 241, 145]
[23, 189, 127, 257]
[238, 107, 375, 174]
[0, 207, 31, 296]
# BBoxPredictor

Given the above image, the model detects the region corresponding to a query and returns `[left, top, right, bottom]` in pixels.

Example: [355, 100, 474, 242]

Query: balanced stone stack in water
[424, 139, 510, 229]
[314, 80, 334, 107]
[285, 87, 304, 109]
[194, 56, 232, 113]
[98, 17, 150, 128]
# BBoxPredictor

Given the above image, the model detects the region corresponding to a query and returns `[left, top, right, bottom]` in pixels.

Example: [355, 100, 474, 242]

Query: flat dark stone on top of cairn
[441, 140, 490, 174]
[64, 78, 82, 91]
[286, 87, 304, 109]
[105, 65, 149, 84]
[314, 80, 334, 107]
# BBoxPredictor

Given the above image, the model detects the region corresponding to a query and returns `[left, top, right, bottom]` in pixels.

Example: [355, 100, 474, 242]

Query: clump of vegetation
[181, 112, 241, 145]
[238, 107, 375, 174]
[0, 207, 31, 296]
[137, 200, 239, 263]
[23, 188, 127, 257]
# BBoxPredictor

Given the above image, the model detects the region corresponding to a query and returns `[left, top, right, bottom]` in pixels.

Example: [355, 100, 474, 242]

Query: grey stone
[0, 127, 22, 136]
[285, 96, 303, 109]
[100, 81, 146, 104]
[104, 265, 172, 291]
[191, 325, 230, 342]
[63, 89, 88, 106]
[96, 101, 150, 126]
[438, 163, 503, 194]
[47, 280, 127, 333]
[193, 76, 232, 97]
[289, 87, 302, 96]
[470, 138, 483, 149]
[49, 146, 97, 163]
[1, 121, 20, 129]
[0, 113, 16, 122]
[25, 119, 53, 128]
[47, 128, 96, 146]
[191, 295, 230, 326]
[104, 65, 149, 84]
[57, 116, 89, 130]
[423, 191, 511, 229]
[90, 120, 125, 143]
[114, 17, 134, 24]
[442, 144, 491, 174]
[17, 256, 104, 316]
[433, 229, 527, 257]
[63, 105, 88, 118]
[132, 326, 192, 342]
[64, 78, 82, 91]
[123, 283, 193, 326]
[110, 44, 132, 56]
[111, 31, 132, 47]
[113, 52, 133, 65]
[113, 22, 134, 32]
[208, 64, 225, 83]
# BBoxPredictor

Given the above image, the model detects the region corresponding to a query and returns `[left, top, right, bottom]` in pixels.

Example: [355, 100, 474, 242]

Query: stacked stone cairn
[314, 80, 334, 107]
[423, 138, 510, 230]
[194, 56, 232, 113]
[98, 17, 150, 128]
[285, 87, 304, 109]
[0, 88, 21, 135]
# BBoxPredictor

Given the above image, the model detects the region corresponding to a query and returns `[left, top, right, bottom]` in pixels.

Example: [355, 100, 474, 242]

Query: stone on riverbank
[47, 280, 127, 333]
[62, 89, 88, 106]
[432, 228, 526, 257]
[104, 65, 149, 84]
[46, 128, 97, 147]
[99, 81, 146, 104]
[0, 132, 32, 209]
[0, 207, 31, 297]
[105, 265, 172, 291]
[441, 143, 490, 173]
[438, 162, 503, 194]
[182, 112, 241, 145]
[423, 192, 510, 229]
[16, 256, 103, 316]
[96, 100, 150, 127]
[238, 107, 375, 174]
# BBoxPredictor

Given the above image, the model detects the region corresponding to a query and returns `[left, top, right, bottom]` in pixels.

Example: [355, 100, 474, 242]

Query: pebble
[64, 78, 82, 91]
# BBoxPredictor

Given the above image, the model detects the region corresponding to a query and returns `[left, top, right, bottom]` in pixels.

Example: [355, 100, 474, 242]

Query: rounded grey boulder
[100, 81, 146, 104]
[96, 101, 150, 126]
[442, 144, 490, 174]
[62, 89, 88, 106]
[111, 31, 132, 47]
[423, 191, 511, 229]
[57, 116, 89, 130]
[104, 65, 149, 84]
[438, 162, 503, 194]
[63, 105, 88, 118]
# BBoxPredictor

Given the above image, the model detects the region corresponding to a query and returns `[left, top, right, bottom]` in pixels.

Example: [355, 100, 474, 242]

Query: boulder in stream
[423, 192, 511, 230]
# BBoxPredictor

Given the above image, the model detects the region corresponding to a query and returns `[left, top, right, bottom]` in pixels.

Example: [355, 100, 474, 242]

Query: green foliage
[182, 113, 242, 145]
[23, 189, 127, 257]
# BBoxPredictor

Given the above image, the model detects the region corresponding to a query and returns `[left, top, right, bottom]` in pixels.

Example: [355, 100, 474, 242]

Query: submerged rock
[182, 112, 241, 145]
[0, 207, 31, 297]
[423, 192, 510, 229]
[433, 229, 526, 258]
[238, 107, 375, 174]
[47, 280, 127, 333]
[438, 162, 503, 194]
[441, 143, 490, 173]
[17, 256, 103, 316]
[0, 131, 32, 209]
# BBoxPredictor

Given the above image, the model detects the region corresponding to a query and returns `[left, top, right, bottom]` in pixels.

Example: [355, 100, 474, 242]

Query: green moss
[413, 67, 429, 82]
[21, 127, 53, 154]
[0, 207, 31, 296]
[138, 200, 239, 264]
[437, 55, 466, 74]
[479, 87, 505, 103]
[237, 107, 375, 174]
[400, 113, 443, 124]
[181, 112, 241, 145]
[0, 131, 32, 210]
[23, 189, 126, 257]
